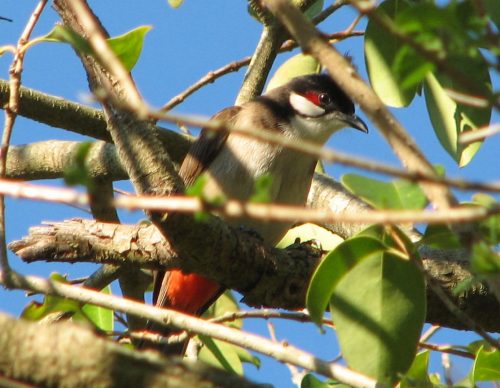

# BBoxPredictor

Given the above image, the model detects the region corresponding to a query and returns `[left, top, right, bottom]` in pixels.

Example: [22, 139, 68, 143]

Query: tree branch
[9, 218, 500, 332]
[0, 274, 378, 387]
[0, 80, 191, 167]
[0, 312, 259, 388]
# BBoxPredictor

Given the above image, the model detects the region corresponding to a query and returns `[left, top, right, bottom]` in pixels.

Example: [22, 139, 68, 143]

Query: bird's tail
[138, 269, 223, 355]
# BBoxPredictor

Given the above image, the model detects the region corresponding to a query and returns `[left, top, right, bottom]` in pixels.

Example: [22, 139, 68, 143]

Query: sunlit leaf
[420, 224, 462, 249]
[81, 285, 113, 332]
[107, 26, 151, 71]
[472, 345, 500, 381]
[330, 249, 426, 384]
[306, 237, 386, 325]
[266, 54, 321, 92]
[400, 351, 431, 388]
[39, 25, 92, 54]
[168, 0, 184, 8]
[342, 173, 428, 210]
[364, 0, 424, 107]
[30, 25, 150, 72]
[277, 223, 343, 251]
[424, 53, 491, 167]
[203, 291, 242, 328]
[301, 374, 343, 388]
[198, 335, 243, 375]
[21, 273, 82, 321]
[233, 346, 260, 369]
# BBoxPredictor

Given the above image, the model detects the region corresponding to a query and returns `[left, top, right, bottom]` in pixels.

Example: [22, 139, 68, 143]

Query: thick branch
[0, 79, 191, 167]
[9, 218, 500, 332]
[0, 312, 259, 388]
[9, 218, 321, 310]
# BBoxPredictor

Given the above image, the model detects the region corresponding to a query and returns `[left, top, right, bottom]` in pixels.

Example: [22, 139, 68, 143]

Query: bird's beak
[343, 114, 369, 133]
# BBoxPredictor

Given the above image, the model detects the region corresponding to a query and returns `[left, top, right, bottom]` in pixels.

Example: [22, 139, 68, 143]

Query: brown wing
[152, 105, 241, 307]
[178, 106, 241, 188]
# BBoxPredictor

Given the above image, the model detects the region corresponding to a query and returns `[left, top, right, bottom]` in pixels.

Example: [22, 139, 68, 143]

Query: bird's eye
[319, 93, 331, 105]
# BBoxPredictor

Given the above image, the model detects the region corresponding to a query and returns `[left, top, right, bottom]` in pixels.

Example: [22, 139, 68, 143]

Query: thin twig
[161, 28, 363, 111]
[311, 0, 347, 25]
[0, 271, 378, 388]
[149, 110, 500, 193]
[267, 321, 306, 387]
[460, 123, 500, 144]
[419, 342, 475, 360]
[419, 324, 440, 342]
[64, 1, 148, 117]
[0, 179, 499, 226]
[210, 309, 334, 327]
[0, 0, 48, 284]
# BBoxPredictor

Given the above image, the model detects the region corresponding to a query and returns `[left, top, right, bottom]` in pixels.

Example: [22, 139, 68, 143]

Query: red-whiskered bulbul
[149, 73, 368, 354]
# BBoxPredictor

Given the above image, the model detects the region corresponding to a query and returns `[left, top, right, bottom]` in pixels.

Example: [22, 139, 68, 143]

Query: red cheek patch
[303, 91, 321, 106]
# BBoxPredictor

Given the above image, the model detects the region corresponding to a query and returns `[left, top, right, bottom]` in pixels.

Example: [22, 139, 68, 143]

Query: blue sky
[1, 1, 498, 386]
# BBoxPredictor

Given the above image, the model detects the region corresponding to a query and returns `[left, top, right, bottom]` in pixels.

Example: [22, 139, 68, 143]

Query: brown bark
[0, 313, 260, 388]
[9, 218, 500, 332]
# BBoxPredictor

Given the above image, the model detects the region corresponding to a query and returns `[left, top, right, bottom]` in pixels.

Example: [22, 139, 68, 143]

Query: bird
[148, 73, 368, 354]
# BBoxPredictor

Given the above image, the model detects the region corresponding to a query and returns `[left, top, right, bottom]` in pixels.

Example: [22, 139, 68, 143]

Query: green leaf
[276, 223, 343, 251]
[301, 374, 343, 388]
[21, 273, 82, 321]
[168, 0, 184, 8]
[250, 173, 274, 203]
[266, 54, 321, 92]
[81, 285, 114, 332]
[400, 351, 432, 388]
[306, 237, 387, 325]
[185, 175, 208, 197]
[198, 336, 243, 375]
[424, 53, 492, 167]
[330, 249, 426, 384]
[342, 174, 428, 210]
[472, 345, 500, 382]
[472, 194, 500, 245]
[302, 0, 324, 20]
[107, 26, 151, 71]
[470, 242, 500, 275]
[203, 291, 242, 328]
[64, 142, 93, 187]
[364, 0, 424, 107]
[483, 0, 500, 28]
[38, 25, 92, 54]
[232, 346, 261, 369]
[420, 224, 462, 249]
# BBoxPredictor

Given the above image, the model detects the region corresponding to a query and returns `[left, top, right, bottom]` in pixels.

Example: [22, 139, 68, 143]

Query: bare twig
[210, 309, 333, 326]
[460, 123, 500, 144]
[0, 179, 498, 226]
[0, 0, 48, 283]
[64, 1, 147, 116]
[0, 271, 378, 388]
[161, 29, 363, 111]
[418, 342, 475, 360]
[149, 110, 500, 193]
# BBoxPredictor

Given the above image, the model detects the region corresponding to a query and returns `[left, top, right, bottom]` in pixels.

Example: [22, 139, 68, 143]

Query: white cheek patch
[289, 92, 325, 117]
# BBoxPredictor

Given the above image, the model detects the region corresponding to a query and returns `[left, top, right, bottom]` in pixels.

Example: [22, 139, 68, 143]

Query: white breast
[203, 133, 316, 246]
